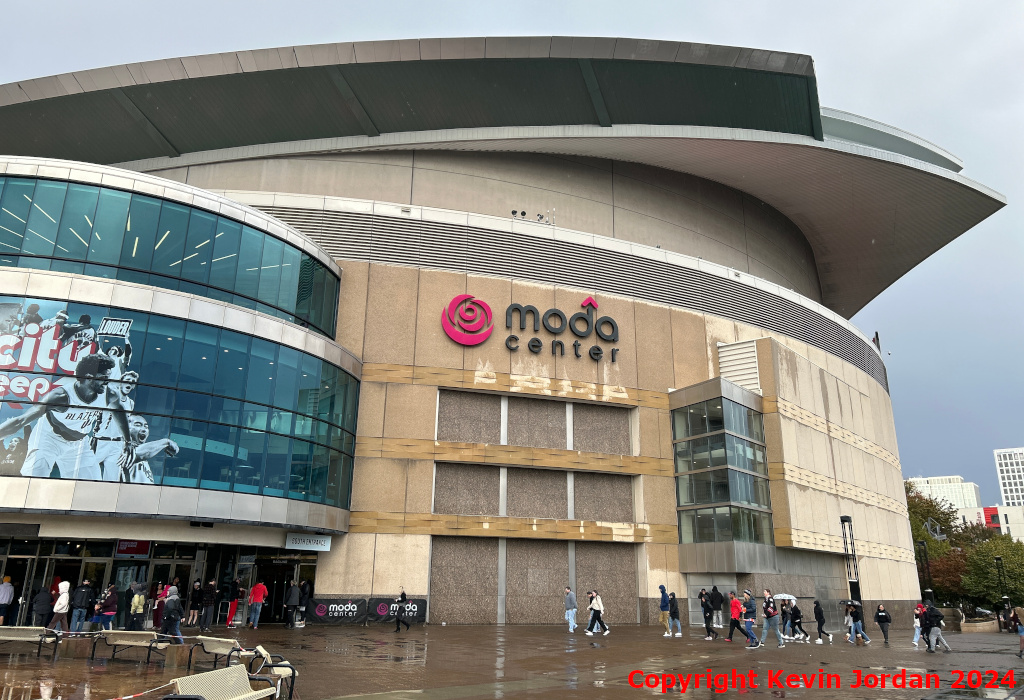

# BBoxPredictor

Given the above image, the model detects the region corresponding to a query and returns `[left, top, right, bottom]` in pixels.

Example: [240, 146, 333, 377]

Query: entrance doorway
[254, 560, 297, 626]
[0, 557, 30, 625]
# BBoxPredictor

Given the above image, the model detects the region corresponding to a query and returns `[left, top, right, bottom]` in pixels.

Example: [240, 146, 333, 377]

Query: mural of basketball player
[92, 331, 136, 481]
[120, 415, 179, 484]
[0, 353, 131, 480]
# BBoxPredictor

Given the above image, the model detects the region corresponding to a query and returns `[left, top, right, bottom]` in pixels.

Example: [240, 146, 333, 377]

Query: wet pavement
[1, 624, 1023, 699]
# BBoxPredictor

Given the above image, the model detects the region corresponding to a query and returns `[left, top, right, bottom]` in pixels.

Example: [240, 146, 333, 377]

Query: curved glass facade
[0, 295, 356, 508]
[0, 177, 339, 337]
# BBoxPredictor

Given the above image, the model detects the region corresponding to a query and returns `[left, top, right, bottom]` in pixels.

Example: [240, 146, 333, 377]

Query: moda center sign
[442, 294, 619, 362]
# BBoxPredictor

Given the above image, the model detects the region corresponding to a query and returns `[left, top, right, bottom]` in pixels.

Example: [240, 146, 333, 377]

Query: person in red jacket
[725, 591, 752, 643]
[247, 579, 268, 630]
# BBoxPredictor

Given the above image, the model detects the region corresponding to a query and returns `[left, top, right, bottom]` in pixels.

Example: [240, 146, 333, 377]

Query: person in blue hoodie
[658, 585, 671, 637]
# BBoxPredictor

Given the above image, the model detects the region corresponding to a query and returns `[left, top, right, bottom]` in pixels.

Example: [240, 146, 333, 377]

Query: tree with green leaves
[962, 536, 1024, 606]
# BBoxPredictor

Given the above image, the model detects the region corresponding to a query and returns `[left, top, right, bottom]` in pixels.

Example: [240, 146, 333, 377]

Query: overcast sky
[1, 1, 1020, 505]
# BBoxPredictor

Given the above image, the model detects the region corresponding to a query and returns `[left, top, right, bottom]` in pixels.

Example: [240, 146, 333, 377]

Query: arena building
[0, 37, 1004, 626]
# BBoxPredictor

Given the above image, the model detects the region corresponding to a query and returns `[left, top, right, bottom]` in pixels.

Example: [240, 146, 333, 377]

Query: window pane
[709, 432, 727, 467]
[678, 510, 696, 544]
[706, 398, 724, 432]
[714, 506, 733, 541]
[235, 429, 266, 494]
[256, 234, 283, 307]
[277, 244, 301, 312]
[200, 421, 240, 491]
[0, 178, 34, 253]
[294, 254, 316, 323]
[245, 339, 277, 405]
[151, 202, 190, 273]
[712, 469, 729, 502]
[178, 322, 219, 392]
[676, 474, 693, 505]
[309, 443, 331, 504]
[695, 508, 716, 543]
[235, 226, 264, 301]
[119, 195, 161, 270]
[210, 217, 242, 291]
[747, 408, 764, 442]
[139, 315, 185, 387]
[274, 346, 301, 413]
[213, 331, 250, 399]
[54, 184, 100, 259]
[21, 180, 67, 257]
[297, 353, 321, 418]
[687, 401, 708, 437]
[671, 408, 689, 440]
[326, 451, 343, 507]
[87, 189, 131, 264]
[162, 418, 206, 487]
[262, 432, 292, 497]
[724, 399, 745, 437]
[691, 437, 710, 470]
[179, 210, 216, 283]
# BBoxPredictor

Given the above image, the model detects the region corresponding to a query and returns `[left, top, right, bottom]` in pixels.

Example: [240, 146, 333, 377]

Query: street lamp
[916, 540, 934, 602]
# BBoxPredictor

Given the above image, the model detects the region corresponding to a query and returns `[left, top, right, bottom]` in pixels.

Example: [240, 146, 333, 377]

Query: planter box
[960, 620, 999, 634]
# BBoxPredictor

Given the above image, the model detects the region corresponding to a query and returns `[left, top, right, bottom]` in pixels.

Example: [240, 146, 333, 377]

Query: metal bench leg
[90, 638, 99, 660]
[186, 644, 196, 671]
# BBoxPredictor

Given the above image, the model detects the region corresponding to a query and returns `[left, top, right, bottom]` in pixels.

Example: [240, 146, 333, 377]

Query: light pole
[916, 540, 933, 602]
[995, 556, 1009, 632]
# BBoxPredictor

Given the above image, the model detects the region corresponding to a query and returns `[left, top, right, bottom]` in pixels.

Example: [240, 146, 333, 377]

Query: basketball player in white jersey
[0, 353, 131, 480]
[120, 415, 179, 484]
[93, 370, 138, 481]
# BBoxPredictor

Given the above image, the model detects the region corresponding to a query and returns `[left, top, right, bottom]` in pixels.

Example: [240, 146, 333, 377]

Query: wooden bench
[0, 626, 59, 659]
[90, 630, 170, 664]
[186, 635, 255, 672]
[248, 644, 298, 700]
[171, 664, 276, 700]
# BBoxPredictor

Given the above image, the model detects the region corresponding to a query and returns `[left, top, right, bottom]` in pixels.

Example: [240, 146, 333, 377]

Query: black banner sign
[367, 598, 427, 623]
[306, 598, 367, 625]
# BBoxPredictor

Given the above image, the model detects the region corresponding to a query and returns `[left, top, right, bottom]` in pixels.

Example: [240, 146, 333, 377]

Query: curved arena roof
[0, 36, 1005, 317]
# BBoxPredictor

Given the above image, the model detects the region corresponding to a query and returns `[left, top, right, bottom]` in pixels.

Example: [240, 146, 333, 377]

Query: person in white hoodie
[48, 581, 70, 632]
[584, 590, 610, 636]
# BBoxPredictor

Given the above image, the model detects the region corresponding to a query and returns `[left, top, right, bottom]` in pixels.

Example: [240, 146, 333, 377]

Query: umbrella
[840, 600, 863, 607]
[772, 594, 796, 602]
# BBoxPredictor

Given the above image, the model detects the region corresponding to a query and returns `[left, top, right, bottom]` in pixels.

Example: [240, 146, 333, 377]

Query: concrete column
[497, 538, 507, 625]
[566, 472, 575, 519]
[565, 402, 574, 449]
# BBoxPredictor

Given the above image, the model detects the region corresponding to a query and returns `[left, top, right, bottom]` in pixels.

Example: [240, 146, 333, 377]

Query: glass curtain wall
[0, 177, 339, 337]
[672, 397, 774, 545]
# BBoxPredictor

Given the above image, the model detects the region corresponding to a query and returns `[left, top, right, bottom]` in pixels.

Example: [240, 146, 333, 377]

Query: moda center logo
[326, 601, 361, 616]
[442, 295, 619, 363]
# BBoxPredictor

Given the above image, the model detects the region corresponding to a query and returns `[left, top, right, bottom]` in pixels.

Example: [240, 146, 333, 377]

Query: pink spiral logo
[315, 604, 327, 616]
[377, 603, 390, 616]
[441, 294, 493, 346]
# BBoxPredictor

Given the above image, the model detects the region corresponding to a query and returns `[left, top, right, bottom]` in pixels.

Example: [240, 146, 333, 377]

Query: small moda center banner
[306, 598, 368, 625]
[367, 598, 427, 624]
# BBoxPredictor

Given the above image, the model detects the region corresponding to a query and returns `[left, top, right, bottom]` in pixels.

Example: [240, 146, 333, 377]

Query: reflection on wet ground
[1, 625, 1023, 699]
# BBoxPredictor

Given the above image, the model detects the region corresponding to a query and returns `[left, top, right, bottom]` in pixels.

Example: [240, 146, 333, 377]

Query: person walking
[813, 600, 833, 644]
[186, 581, 202, 627]
[160, 586, 185, 644]
[248, 579, 268, 629]
[96, 584, 118, 630]
[710, 586, 724, 628]
[742, 590, 759, 649]
[585, 590, 609, 636]
[199, 578, 217, 632]
[912, 603, 926, 647]
[668, 592, 682, 637]
[0, 576, 14, 626]
[226, 578, 243, 628]
[848, 604, 871, 644]
[31, 587, 53, 627]
[924, 602, 950, 653]
[658, 584, 671, 637]
[564, 586, 577, 633]
[874, 604, 892, 645]
[393, 586, 411, 632]
[1012, 606, 1024, 658]
[779, 600, 792, 639]
[284, 580, 301, 629]
[128, 584, 147, 631]
[47, 581, 70, 633]
[298, 580, 311, 625]
[790, 602, 809, 641]
[725, 591, 751, 643]
[759, 589, 785, 648]
[702, 591, 718, 640]
[70, 579, 95, 633]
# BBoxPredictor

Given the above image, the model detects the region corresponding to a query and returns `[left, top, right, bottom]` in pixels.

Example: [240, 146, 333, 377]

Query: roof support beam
[578, 59, 612, 128]
[112, 89, 179, 158]
[326, 67, 380, 138]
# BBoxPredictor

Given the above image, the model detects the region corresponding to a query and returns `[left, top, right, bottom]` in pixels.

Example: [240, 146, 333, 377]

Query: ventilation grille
[258, 205, 888, 392]
[717, 340, 762, 395]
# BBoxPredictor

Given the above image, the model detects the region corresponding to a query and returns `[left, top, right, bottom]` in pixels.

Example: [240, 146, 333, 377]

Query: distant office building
[995, 449, 1024, 506]
[907, 476, 982, 509]
[958, 505, 1024, 542]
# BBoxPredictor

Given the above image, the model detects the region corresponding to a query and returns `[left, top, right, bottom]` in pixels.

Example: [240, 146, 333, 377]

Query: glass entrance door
[0, 557, 32, 625]
[111, 561, 149, 629]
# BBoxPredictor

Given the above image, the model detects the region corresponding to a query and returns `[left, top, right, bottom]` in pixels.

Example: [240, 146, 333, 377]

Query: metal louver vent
[717, 341, 762, 395]
[257, 205, 888, 392]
